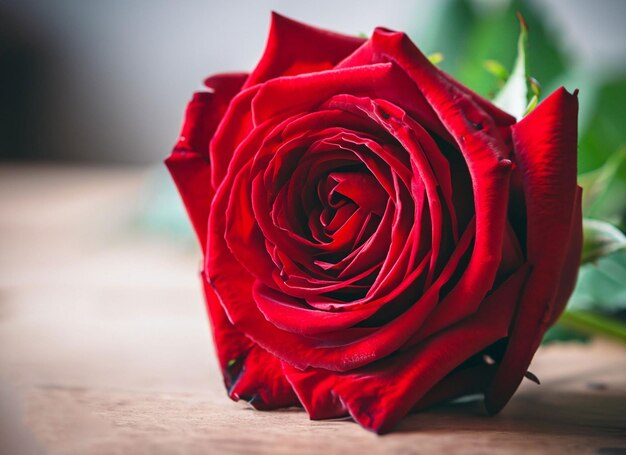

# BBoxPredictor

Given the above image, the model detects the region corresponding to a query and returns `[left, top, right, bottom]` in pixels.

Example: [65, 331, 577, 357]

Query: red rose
[166, 13, 581, 433]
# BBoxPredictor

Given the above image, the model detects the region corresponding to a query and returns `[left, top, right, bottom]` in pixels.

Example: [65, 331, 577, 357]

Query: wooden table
[0, 165, 624, 454]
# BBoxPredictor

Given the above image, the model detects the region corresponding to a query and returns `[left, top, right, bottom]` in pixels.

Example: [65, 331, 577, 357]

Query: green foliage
[483, 59, 509, 82]
[579, 147, 626, 230]
[421, 0, 567, 98]
[427, 52, 445, 65]
[559, 310, 626, 343]
[581, 218, 626, 265]
[524, 77, 540, 116]
[492, 14, 528, 120]
[578, 77, 626, 173]
[569, 250, 626, 313]
[542, 323, 589, 345]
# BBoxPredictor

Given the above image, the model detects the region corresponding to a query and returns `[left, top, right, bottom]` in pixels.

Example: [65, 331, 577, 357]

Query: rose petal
[209, 86, 259, 188]
[366, 28, 514, 334]
[251, 63, 395, 125]
[412, 364, 496, 412]
[338, 28, 515, 129]
[165, 149, 212, 249]
[166, 73, 247, 247]
[549, 187, 583, 326]
[244, 12, 365, 89]
[282, 265, 530, 433]
[201, 271, 298, 409]
[253, 282, 381, 335]
[485, 87, 579, 414]
[227, 344, 300, 410]
[208, 210, 476, 371]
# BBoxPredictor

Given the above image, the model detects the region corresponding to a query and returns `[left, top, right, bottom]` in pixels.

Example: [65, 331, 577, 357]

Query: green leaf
[578, 75, 626, 173]
[542, 322, 590, 344]
[581, 218, 626, 264]
[492, 13, 528, 120]
[523, 95, 539, 117]
[427, 52, 445, 65]
[523, 76, 541, 116]
[420, 0, 567, 100]
[568, 249, 626, 313]
[579, 146, 626, 230]
[559, 311, 626, 344]
[483, 59, 509, 82]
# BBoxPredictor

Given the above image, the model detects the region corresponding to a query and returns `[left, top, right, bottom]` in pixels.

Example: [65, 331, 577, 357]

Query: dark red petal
[251, 63, 394, 125]
[209, 213, 475, 372]
[199, 272, 252, 387]
[283, 265, 530, 433]
[209, 86, 259, 188]
[253, 282, 380, 335]
[244, 12, 365, 89]
[225, 162, 277, 284]
[202, 269, 298, 410]
[252, 61, 446, 143]
[362, 29, 514, 333]
[339, 28, 515, 128]
[165, 149, 212, 250]
[412, 365, 496, 412]
[186, 74, 248, 158]
[228, 344, 300, 410]
[549, 187, 583, 326]
[496, 221, 526, 281]
[485, 87, 579, 414]
[165, 73, 247, 247]
[330, 171, 388, 216]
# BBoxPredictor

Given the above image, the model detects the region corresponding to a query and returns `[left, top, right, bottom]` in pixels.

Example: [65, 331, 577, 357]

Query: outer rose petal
[283, 265, 530, 434]
[486, 87, 580, 414]
[243, 12, 365, 89]
[165, 73, 247, 247]
[549, 187, 583, 326]
[201, 272, 299, 409]
[412, 364, 495, 412]
[336, 28, 515, 129]
[167, 73, 297, 409]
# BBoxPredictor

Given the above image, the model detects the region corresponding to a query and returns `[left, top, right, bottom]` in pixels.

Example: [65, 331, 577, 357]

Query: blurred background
[1, 0, 626, 164]
[1, 0, 625, 452]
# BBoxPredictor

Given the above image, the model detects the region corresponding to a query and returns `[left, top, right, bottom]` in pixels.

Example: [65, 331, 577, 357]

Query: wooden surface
[0, 164, 625, 454]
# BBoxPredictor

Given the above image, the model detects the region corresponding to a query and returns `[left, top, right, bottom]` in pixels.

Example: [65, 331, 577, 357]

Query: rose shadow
[393, 389, 626, 439]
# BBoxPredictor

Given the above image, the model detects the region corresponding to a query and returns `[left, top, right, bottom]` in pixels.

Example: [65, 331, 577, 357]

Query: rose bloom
[166, 14, 581, 433]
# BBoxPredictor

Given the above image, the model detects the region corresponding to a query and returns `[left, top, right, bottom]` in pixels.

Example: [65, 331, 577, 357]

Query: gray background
[2, 0, 625, 163]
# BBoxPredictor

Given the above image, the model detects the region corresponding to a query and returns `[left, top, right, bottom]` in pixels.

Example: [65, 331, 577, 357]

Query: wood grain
[0, 165, 624, 454]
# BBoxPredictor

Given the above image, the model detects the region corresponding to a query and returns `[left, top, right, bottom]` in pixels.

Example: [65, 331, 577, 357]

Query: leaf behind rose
[578, 75, 626, 173]
[569, 249, 626, 314]
[492, 13, 529, 120]
[579, 146, 626, 230]
[419, 0, 567, 99]
[581, 218, 626, 265]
